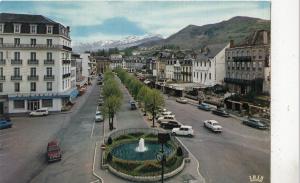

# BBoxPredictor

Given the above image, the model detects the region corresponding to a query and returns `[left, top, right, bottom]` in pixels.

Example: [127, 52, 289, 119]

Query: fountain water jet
[135, 138, 147, 152]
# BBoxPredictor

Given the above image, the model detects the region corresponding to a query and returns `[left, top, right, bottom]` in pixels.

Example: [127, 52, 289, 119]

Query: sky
[0, 1, 271, 44]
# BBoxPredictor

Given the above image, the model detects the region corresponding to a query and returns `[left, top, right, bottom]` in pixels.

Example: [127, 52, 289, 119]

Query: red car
[47, 140, 62, 162]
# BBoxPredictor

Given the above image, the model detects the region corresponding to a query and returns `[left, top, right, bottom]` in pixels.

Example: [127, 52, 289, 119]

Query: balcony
[0, 59, 6, 65]
[0, 43, 72, 51]
[11, 59, 22, 65]
[11, 75, 22, 81]
[44, 75, 55, 81]
[0, 76, 5, 81]
[232, 56, 252, 62]
[27, 59, 39, 65]
[27, 75, 39, 81]
[62, 73, 71, 79]
[44, 59, 55, 65]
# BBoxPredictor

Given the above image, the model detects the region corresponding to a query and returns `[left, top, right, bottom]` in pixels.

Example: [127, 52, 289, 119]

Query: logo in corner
[249, 175, 264, 183]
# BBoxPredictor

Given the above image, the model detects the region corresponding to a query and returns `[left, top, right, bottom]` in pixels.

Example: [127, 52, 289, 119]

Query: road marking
[92, 142, 104, 183]
[90, 180, 100, 183]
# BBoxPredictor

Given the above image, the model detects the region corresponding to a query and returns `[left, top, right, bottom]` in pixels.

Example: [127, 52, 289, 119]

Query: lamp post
[157, 133, 170, 183]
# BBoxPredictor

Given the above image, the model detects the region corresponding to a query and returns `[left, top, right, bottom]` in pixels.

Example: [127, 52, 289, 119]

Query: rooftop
[0, 13, 58, 24]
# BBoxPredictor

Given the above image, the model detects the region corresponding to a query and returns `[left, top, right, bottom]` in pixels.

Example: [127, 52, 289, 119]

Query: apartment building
[193, 43, 229, 87]
[224, 30, 270, 94]
[0, 13, 76, 114]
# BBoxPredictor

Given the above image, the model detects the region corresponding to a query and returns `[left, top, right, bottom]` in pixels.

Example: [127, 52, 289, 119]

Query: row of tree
[116, 68, 164, 127]
[102, 71, 123, 130]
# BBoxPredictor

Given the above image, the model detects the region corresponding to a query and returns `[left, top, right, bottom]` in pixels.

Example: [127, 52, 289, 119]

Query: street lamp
[157, 133, 170, 183]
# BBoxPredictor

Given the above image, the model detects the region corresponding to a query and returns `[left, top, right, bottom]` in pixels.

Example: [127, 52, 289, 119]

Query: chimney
[263, 31, 269, 45]
[230, 40, 234, 48]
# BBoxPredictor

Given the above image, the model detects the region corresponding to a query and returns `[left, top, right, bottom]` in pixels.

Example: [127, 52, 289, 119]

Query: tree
[145, 89, 164, 127]
[137, 86, 150, 115]
[102, 71, 123, 131]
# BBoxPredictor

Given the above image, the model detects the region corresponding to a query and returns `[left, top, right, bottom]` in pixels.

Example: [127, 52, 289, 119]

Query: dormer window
[14, 24, 21, 33]
[30, 24, 37, 34]
[47, 25, 53, 34]
[0, 24, 3, 33]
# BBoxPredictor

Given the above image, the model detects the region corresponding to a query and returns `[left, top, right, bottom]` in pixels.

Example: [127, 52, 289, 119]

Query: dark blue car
[0, 119, 12, 129]
[197, 103, 211, 111]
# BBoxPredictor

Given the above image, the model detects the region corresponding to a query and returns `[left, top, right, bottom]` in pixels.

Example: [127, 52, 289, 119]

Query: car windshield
[96, 112, 101, 115]
[48, 146, 59, 151]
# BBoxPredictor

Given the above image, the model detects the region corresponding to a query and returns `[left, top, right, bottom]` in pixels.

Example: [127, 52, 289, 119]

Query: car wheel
[188, 134, 193, 137]
[172, 132, 176, 136]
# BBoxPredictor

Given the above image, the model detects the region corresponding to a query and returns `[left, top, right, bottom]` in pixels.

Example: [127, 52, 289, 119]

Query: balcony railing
[0, 76, 5, 81]
[224, 78, 264, 85]
[44, 59, 55, 65]
[232, 56, 252, 62]
[0, 43, 72, 51]
[11, 75, 22, 80]
[11, 59, 22, 65]
[27, 59, 39, 65]
[0, 59, 6, 65]
[62, 59, 71, 64]
[44, 75, 55, 81]
[27, 75, 39, 81]
[62, 73, 71, 79]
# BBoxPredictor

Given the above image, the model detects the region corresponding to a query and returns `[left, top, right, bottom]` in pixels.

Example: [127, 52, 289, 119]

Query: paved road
[164, 97, 270, 183]
[0, 83, 103, 183]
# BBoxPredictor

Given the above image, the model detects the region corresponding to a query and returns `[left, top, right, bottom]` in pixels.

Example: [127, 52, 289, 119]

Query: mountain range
[73, 16, 270, 52]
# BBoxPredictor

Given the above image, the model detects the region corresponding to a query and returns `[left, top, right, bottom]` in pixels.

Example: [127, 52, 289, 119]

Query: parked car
[203, 120, 223, 132]
[95, 111, 104, 122]
[156, 110, 173, 119]
[242, 118, 268, 130]
[29, 108, 49, 117]
[197, 103, 211, 111]
[157, 115, 176, 124]
[172, 125, 194, 137]
[160, 120, 182, 129]
[130, 101, 137, 110]
[176, 97, 188, 104]
[211, 108, 229, 117]
[0, 119, 12, 129]
[47, 140, 62, 162]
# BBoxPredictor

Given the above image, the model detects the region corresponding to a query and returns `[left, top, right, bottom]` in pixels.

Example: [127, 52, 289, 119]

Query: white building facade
[193, 43, 229, 86]
[0, 13, 77, 114]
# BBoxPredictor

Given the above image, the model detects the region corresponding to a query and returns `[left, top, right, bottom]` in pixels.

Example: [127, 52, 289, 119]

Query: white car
[172, 125, 194, 137]
[29, 108, 49, 117]
[95, 111, 104, 122]
[157, 115, 176, 124]
[176, 97, 188, 104]
[203, 120, 222, 132]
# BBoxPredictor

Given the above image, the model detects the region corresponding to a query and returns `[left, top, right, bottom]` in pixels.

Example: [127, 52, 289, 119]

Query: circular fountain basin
[111, 141, 174, 161]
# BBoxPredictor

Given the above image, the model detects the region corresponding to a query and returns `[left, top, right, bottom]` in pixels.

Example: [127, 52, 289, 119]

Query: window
[204, 61, 206, 67]
[14, 24, 21, 33]
[209, 73, 211, 79]
[46, 67, 52, 76]
[200, 61, 202, 67]
[196, 72, 198, 79]
[14, 38, 20, 46]
[0, 68, 3, 76]
[0, 24, 3, 33]
[30, 82, 36, 92]
[30, 68, 36, 76]
[30, 52, 36, 60]
[14, 52, 20, 60]
[209, 62, 211, 67]
[30, 24, 37, 34]
[30, 39, 36, 46]
[0, 52, 3, 59]
[47, 52, 52, 60]
[46, 82, 52, 91]
[193, 72, 195, 77]
[14, 82, 20, 92]
[0, 38, 3, 45]
[47, 25, 53, 34]
[42, 99, 53, 107]
[201, 72, 202, 80]
[0, 83, 2, 92]
[205, 73, 207, 80]
[14, 100, 24, 109]
[14, 68, 20, 76]
[46, 39, 52, 46]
